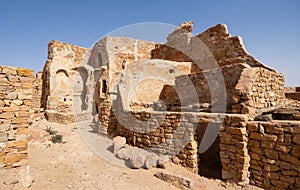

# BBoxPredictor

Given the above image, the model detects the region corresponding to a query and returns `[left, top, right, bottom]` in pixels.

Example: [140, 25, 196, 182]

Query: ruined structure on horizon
[1, 22, 300, 189]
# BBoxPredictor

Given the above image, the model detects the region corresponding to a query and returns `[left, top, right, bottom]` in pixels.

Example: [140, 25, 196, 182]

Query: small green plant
[45, 126, 57, 135]
[51, 134, 63, 143]
[45, 126, 64, 144]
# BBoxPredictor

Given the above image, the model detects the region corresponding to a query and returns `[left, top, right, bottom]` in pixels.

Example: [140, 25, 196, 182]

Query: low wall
[248, 121, 300, 189]
[116, 111, 251, 184]
[0, 66, 34, 168]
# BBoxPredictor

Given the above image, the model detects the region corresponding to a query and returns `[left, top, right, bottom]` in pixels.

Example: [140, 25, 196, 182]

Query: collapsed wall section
[152, 23, 273, 73]
[0, 66, 34, 168]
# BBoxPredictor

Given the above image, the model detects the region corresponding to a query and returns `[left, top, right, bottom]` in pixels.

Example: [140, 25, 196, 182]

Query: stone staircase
[285, 87, 300, 101]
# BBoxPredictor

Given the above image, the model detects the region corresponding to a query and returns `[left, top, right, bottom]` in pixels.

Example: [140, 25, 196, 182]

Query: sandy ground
[0, 119, 262, 190]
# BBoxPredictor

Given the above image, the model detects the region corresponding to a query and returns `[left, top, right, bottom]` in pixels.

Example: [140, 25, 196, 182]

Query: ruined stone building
[0, 22, 300, 189]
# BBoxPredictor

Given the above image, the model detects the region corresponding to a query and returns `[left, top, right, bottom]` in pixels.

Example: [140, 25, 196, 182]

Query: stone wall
[116, 111, 199, 173]
[31, 71, 43, 114]
[92, 36, 157, 135]
[163, 64, 284, 115]
[232, 67, 285, 115]
[42, 40, 91, 124]
[0, 66, 34, 168]
[116, 110, 251, 185]
[248, 121, 300, 189]
[172, 63, 249, 112]
[219, 114, 250, 186]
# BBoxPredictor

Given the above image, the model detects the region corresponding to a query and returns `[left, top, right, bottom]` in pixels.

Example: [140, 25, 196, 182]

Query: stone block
[16, 127, 28, 135]
[280, 176, 295, 184]
[291, 145, 300, 157]
[248, 140, 260, 148]
[247, 122, 258, 131]
[4, 154, 21, 163]
[17, 68, 34, 77]
[263, 134, 278, 142]
[261, 141, 275, 149]
[275, 144, 292, 153]
[264, 164, 280, 172]
[2, 66, 17, 75]
[2, 106, 19, 112]
[6, 92, 18, 100]
[112, 136, 126, 154]
[222, 169, 233, 179]
[265, 172, 279, 180]
[227, 126, 247, 135]
[279, 153, 300, 165]
[0, 112, 15, 119]
[7, 140, 28, 148]
[0, 133, 8, 142]
[270, 179, 289, 189]
[265, 149, 279, 160]
[249, 132, 263, 140]
[282, 170, 297, 176]
[251, 147, 264, 155]
[11, 118, 29, 124]
[0, 124, 10, 132]
[293, 134, 300, 144]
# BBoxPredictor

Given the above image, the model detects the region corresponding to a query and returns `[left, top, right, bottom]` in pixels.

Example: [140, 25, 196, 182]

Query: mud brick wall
[0, 66, 34, 168]
[232, 67, 284, 115]
[248, 121, 300, 189]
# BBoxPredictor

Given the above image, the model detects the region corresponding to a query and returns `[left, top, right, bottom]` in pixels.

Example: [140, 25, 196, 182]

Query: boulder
[129, 151, 147, 169]
[112, 136, 126, 154]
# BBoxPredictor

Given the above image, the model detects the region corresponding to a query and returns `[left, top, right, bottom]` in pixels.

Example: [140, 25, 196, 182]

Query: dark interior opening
[102, 80, 107, 94]
[198, 122, 222, 179]
[122, 60, 126, 70]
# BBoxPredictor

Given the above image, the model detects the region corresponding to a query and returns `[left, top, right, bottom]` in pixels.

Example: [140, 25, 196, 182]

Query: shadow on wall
[73, 67, 88, 112]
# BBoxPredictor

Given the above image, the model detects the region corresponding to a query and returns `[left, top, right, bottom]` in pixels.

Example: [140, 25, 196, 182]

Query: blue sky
[0, 0, 299, 86]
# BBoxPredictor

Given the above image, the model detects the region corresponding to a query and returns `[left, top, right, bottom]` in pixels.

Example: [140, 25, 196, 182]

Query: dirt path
[0, 119, 261, 190]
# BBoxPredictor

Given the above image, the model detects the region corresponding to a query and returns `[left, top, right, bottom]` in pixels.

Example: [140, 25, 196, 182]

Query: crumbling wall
[248, 121, 300, 189]
[163, 64, 284, 115]
[0, 66, 34, 168]
[232, 67, 285, 115]
[42, 40, 91, 124]
[171, 63, 249, 112]
[152, 23, 273, 73]
[92, 37, 158, 135]
[92, 36, 156, 97]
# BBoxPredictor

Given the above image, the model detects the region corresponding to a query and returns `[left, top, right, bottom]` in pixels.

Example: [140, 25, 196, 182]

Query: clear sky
[0, 0, 299, 86]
